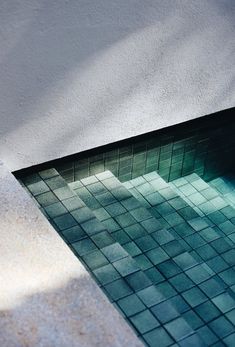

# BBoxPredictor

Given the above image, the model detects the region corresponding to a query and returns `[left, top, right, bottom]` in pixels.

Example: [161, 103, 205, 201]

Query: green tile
[141, 217, 162, 233]
[125, 270, 152, 291]
[104, 278, 133, 301]
[143, 327, 173, 347]
[207, 211, 227, 225]
[195, 301, 220, 323]
[152, 230, 175, 246]
[222, 249, 235, 266]
[156, 281, 177, 299]
[62, 196, 84, 211]
[94, 264, 120, 284]
[53, 213, 77, 231]
[173, 252, 198, 270]
[225, 308, 235, 325]
[130, 310, 160, 334]
[96, 192, 116, 206]
[117, 294, 145, 317]
[156, 202, 175, 216]
[111, 187, 132, 201]
[86, 182, 106, 195]
[102, 218, 120, 232]
[162, 240, 185, 257]
[182, 287, 207, 308]
[146, 248, 169, 265]
[93, 207, 111, 221]
[178, 206, 199, 221]
[179, 333, 205, 347]
[72, 238, 97, 256]
[145, 192, 165, 206]
[223, 333, 235, 347]
[165, 317, 193, 341]
[174, 222, 195, 238]
[199, 227, 220, 242]
[151, 301, 179, 324]
[219, 268, 235, 286]
[164, 212, 185, 227]
[82, 250, 109, 270]
[197, 326, 218, 345]
[113, 256, 139, 277]
[199, 277, 224, 298]
[91, 231, 114, 248]
[112, 230, 131, 244]
[182, 310, 203, 329]
[196, 244, 217, 261]
[122, 241, 142, 256]
[219, 221, 235, 235]
[101, 243, 128, 262]
[188, 217, 209, 231]
[137, 285, 165, 307]
[212, 293, 235, 313]
[120, 197, 142, 211]
[169, 295, 189, 314]
[185, 233, 206, 249]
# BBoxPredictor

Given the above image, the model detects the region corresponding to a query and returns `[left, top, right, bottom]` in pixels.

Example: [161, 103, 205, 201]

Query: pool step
[70, 171, 235, 345]
[209, 173, 235, 209]
[22, 169, 204, 347]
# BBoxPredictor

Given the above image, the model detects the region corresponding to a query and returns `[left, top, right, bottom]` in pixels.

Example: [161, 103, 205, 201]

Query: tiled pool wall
[52, 108, 235, 184]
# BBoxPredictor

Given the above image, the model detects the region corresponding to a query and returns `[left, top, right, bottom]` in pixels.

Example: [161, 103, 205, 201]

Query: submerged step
[210, 173, 235, 209]
[22, 169, 204, 347]
[69, 171, 235, 345]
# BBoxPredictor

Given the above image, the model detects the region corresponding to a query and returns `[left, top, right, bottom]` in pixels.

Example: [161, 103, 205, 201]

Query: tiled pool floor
[21, 169, 235, 346]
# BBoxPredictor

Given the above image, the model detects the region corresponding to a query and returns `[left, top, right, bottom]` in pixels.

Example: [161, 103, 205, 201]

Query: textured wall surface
[0, 163, 143, 347]
[0, 0, 234, 171]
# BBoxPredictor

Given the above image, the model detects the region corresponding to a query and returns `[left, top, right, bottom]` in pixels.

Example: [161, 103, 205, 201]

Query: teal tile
[94, 264, 120, 285]
[72, 238, 97, 256]
[196, 244, 217, 261]
[113, 256, 139, 277]
[199, 277, 224, 298]
[53, 213, 77, 231]
[156, 281, 177, 299]
[219, 221, 235, 235]
[124, 223, 147, 239]
[151, 301, 179, 324]
[219, 268, 235, 286]
[212, 293, 235, 313]
[82, 250, 109, 270]
[141, 217, 162, 233]
[186, 264, 212, 284]
[93, 207, 111, 221]
[54, 186, 75, 200]
[44, 202, 67, 218]
[130, 310, 160, 334]
[223, 333, 235, 347]
[169, 273, 194, 292]
[156, 202, 175, 216]
[81, 218, 105, 236]
[120, 197, 142, 211]
[174, 222, 195, 238]
[27, 180, 50, 196]
[39, 168, 58, 180]
[185, 233, 206, 249]
[188, 217, 209, 231]
[195, 301, 221, 323]
[71, 207, 94, 223]
[173, 252, 198, 270]
[96, 192, 116, 206]
[62, 196, 84, 211]
[105, 202, 126, 217]
[91, 231, 114, 248]
[211, 238, 231, 254]
[111, 187, 132, 201]
[222, 249, 235, 266]
[182, 310, 204, 329]
[207, 256, 229, 273]
[145, 192, 165, 206]
[143, 327, 173, 347]
[23, 173, 44, 185]
[101, 243, 128, 262]
[117, 294, 145, 317]
[115, 213, 136, 228]
[61, 225, 86, 243]
[135, 235, 158, 252]
[130, 207, 152, 222]
[168, 197, 188, 210]
[102, 218, 120, 232]
[125, 271, 152, 291]
[209, 316, 234, 339]
[144, 267, 164, 285]
[162, 240, 185, 257]
[169, 295, 189, 314]
[165, 317, 193, 341]
[164, 212, 185, 227]
[146, 248, 169, 265]
[199, 227, 220, 242]
[137, 285, 165, 307]
[35, 191, 59, 207]
[197, 326, 218, 345]
[159, 187, 178, 200]
[122, 241, 142, 257]
[157, 260, 181, 279]
[112, 230, 131, 245]
[104, 278, 133, 301]
[178, 207, 199, 221]
[178, 333, 205, 347]
[134, 254, 153, 270]
[182, 287, 207, 308]
[207, 211, 227, 225]
[86, 182, 106, 195]
[226, 308, 235, 325]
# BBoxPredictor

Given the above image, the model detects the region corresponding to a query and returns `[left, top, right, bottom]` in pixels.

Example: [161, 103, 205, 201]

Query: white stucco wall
[0, 0, 234, 171]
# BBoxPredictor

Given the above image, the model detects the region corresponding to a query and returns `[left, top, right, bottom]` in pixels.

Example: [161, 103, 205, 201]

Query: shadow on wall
[0, 276, 133, 347]
[0, 0, 234, 163]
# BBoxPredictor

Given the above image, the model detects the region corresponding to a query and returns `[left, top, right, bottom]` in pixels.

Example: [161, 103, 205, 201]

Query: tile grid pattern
[124, 172, 235, 345]
[210, 174, 235, 209]
[22, 169, 202, 347]
[55, 117, 235, 184]
[72, 171, 235, 346]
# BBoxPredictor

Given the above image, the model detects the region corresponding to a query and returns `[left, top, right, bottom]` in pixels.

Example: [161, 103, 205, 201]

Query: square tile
[91, 231, 114, 248]
[135, 235, 158, 252]
[122, 241, 142, 257]
[44, 202, 67, 218]
[182, 287, 207, 307]
[146, 248, 169, 265]
[174, 252, 198, 270]
[125, 271, 152, 291]
[133, 254, 153, 270]
[137, 285, 165, 307]
[212, 293, 235, 313]
[130, 310, 160, 334]
[81, 218, 105, 236]
[186, 264, 212, 284]
[94, 264, 120, 285]
[195, 301, 220, 323]
[71, 207, 94, 223]
[72, 238, 97, 256]
[117, 294, 145, 317]
[157, 260, 182, 279]
[144, 267, 165, 285]
[104, 278, 133, 301]
[143, 327, 173, 347]
[209, 316, 234, 339]
[82, 250, 109, 270]
[113, 257, 139, 277]
[165, 317, 193, 341]
[61, 225, 86, 243]
[151, 300, 179, 324]
[53, 213, 77, 231]
[101, 243, 128, 262]
[115, 213, 136, 228]
[169, 273, 194, 292]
